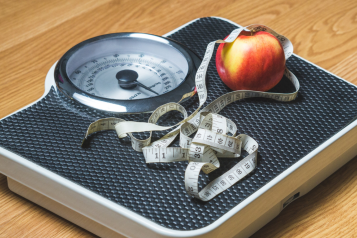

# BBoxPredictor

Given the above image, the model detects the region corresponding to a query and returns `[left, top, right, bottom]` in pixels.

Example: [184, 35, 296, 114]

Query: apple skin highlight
[216, 31, 285, 92]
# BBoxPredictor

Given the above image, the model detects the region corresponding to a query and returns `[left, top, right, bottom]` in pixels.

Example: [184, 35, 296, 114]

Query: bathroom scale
[1, 17, 357, 238]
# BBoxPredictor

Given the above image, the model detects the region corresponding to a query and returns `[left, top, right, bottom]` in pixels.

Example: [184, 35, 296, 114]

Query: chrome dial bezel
[54, 32, 201, 114]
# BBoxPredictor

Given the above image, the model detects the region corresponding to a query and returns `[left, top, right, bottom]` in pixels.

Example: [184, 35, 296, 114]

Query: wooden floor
[1, 0, 357, 237]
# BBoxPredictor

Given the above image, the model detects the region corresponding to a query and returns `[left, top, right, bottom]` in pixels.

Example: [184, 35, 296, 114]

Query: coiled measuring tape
[82, 24, 299, 201]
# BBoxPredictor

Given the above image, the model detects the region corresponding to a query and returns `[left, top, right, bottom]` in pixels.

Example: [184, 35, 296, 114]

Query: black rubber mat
[1, 17, 357, 230]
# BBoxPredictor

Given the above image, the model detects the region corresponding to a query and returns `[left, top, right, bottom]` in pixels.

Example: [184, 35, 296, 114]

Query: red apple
[215, 31, 285, 92]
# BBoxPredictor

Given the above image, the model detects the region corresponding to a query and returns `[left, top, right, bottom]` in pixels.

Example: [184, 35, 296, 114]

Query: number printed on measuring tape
[82, 24, 299, 201]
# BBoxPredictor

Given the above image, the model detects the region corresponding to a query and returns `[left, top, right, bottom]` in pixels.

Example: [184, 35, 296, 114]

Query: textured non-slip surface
[1, 17, 357, 231]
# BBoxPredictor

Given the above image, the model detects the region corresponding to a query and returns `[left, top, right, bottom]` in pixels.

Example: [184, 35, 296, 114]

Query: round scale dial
[55, 33, 200, 113]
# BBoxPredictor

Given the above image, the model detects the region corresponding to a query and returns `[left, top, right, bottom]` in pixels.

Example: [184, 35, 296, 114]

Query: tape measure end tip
[81, 138, 88, 148]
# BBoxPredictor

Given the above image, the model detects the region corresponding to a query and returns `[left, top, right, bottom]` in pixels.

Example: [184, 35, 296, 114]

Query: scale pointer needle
[136, 82, 159, 96]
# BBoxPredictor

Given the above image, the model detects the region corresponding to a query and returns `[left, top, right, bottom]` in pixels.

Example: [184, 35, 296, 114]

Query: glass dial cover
[55, 33, 201, 114]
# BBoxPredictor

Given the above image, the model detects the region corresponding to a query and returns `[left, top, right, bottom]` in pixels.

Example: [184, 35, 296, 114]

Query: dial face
[56, 33, 199, 113]
[69, 54, 186, 100]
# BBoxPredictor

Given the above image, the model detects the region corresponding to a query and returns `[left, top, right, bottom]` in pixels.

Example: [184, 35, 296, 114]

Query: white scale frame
[1, 17, 357, 238]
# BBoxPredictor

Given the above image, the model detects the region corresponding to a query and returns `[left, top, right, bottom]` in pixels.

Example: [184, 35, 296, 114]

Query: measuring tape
[82, 24, 299, 201]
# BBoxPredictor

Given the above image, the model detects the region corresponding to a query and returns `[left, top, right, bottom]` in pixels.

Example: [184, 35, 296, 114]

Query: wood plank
[0, 0, 111, 52]
[329, 51, 357, 85]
